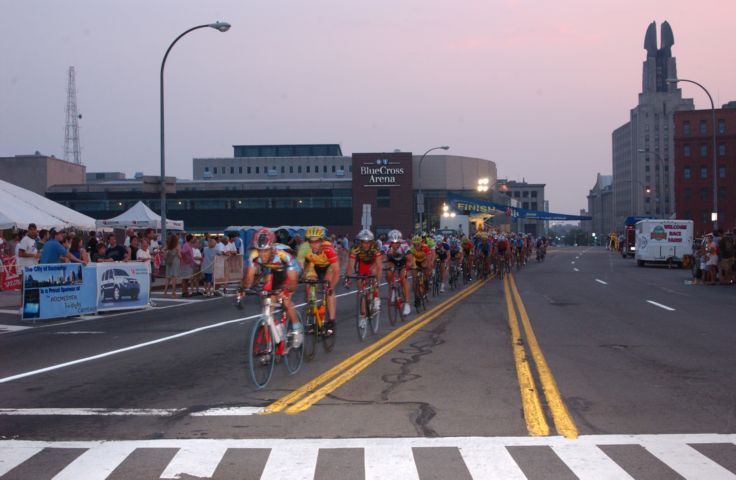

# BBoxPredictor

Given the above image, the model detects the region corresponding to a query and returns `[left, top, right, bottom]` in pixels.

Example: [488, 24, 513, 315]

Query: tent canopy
[0, 179, 97, 230]
[96, 201, 184, 230]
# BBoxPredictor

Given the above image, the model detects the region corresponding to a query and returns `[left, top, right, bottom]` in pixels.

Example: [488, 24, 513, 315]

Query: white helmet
[387, 229, 402, 243]
[357, 229, 374, 241]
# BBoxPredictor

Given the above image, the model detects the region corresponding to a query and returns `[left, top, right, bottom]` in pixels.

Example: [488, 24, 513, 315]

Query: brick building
[673, 103, 736, 235]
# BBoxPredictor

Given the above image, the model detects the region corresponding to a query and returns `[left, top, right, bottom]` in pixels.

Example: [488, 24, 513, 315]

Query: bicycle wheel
[369, 286, 380, 334]
[356, 288, 368, 341]
[284, 312, 304, 375]
[321, 306, 336, 353]
[248, 317, 275, 389]
[397, 286, 407, 322]
[388, 285, 398, 326]
[303, 310, 318, 362]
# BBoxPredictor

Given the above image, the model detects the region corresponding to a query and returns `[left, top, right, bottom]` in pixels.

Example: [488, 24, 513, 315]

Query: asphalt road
[1, 247, 735, 479]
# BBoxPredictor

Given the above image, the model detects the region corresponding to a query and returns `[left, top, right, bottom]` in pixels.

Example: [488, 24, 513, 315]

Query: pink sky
[1, 0, 735, 216]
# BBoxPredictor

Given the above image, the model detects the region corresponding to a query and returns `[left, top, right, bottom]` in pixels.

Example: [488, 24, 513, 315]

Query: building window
[522, 191, 529, 198]
[281, 166, 285, 174]
[229, 167, 233, 174]
[349, 165, 353, 173]
[331, 165, 336, 173]
[247, 167, 251, 174]
[718, 144, 726, 156]
[718, 119, 726, 134]
[683, 121, 691, 136]
[213, 167, 218, 174]
[531, 202, 538, 210]
[298, 166, 302, 173]
[683, 188, 691, 200]
[684, 145, 691, 157]
[377, 188, 390, 208]
[719, 166, 726, 178]
[522, 202, 529, 209]
[204, 167, 209, 172]
[699, 120, 707, 134]
[238, 167, 243, 174]
[700, 187, 707, 200]
[700, 144, 707, 157]
[719, 187, 727, 199]
[700, 166, 708, 179]
[531, 191, 537, 198]
[290, 166, 294, 173]
[683, 167, 691, 179]
[306, 166, 310, 173]
[513, 191, 520, 198]
[323, 165, 327, 173]
[315, 165, 319, 173]
[256, 167, 260, 174]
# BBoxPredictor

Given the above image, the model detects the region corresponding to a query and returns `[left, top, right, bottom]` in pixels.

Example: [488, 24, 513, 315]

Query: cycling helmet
[304, 226, 326, 241]
[411, 235, 422, 245]
[356, 229, 374, 241]
[252, 228, 274, 250]
[387, 229, 402, 243]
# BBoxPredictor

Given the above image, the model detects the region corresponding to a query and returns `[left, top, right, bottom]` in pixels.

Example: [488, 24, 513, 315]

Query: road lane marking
[0, 406, 266, 417]
[364, 445, 420, 480]
[509, 273, 578, 439]
[503, 275, 549, 436]
[551, 444, 635, 480]
[0, 309, 20, 315]
[595, 279, 608, 285]
[273, 280, 487, 415]
[646, 300, 676, 311]
[640, 441, 736, 479]
[0, 285, 375, 385]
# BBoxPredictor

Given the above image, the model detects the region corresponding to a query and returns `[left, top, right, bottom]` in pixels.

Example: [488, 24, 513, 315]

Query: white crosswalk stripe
[0, 434, 734, 479]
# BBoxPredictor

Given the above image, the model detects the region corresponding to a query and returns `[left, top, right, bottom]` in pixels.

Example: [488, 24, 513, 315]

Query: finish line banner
[447, 192, 592, 221]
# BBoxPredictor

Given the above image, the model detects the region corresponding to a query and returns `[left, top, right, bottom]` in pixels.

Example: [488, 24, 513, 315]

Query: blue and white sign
[21, 264, 97, 321]
[96, 262, 150, 311]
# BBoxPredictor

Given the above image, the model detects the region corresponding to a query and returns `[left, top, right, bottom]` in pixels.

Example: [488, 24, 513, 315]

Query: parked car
[99, 268, 140, 301]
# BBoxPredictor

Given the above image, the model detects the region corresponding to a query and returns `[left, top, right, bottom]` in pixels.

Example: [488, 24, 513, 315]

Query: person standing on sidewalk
[179, 234, 195, 297]
[16, 224, 40, 270]
[163, 234, 181, 298]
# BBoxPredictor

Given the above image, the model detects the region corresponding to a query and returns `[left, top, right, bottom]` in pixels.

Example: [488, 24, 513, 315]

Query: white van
[634, 219, 693, 267]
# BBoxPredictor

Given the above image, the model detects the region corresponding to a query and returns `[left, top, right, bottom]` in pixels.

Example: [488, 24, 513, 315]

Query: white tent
[0, 179, 97, 230]
[96, 201, 184, 230]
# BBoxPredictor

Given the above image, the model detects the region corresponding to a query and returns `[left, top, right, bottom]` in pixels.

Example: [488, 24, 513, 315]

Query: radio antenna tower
[64, 66, 82, 165]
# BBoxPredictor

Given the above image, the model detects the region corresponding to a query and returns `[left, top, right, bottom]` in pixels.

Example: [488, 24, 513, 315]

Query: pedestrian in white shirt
[16, 224, 41, 269]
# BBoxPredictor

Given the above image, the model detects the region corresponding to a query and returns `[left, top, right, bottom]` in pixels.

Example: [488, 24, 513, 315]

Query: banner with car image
[21, 263, 98, 321]
[96, 262, 150, 312]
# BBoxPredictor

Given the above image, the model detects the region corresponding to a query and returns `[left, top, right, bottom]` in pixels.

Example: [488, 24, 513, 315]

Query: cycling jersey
[248, 244, 299, 272]
[461, 239, 473, 252]
[350, 244, 382, 276]
[497, 239, 509, 252]
[410, 244, 431, 263]
[297, 241, 338, 268]
[435, 242, 450, 260]
[383, 242, 411, 269]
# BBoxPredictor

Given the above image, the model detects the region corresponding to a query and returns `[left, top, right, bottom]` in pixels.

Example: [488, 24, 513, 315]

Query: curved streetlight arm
[416, 145, 449, 232]
[160, 23, 230, 244]
[668, 77, 718, 229]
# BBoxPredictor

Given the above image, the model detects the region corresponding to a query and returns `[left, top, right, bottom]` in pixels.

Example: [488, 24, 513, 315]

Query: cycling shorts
[357, 261, 374, 277]
[305, 264, 331, 282]
[264, 271, 292, 299]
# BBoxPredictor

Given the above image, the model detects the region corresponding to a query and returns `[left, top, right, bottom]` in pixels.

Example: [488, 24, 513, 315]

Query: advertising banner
[21, 264, 97, 321]
[1, 255, 21, 291]
[447, 192, 593, 221]
[96, 262, 151, 312]
[213, 255, 244, 285]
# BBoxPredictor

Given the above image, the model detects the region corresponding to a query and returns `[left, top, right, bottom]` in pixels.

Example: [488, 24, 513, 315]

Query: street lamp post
[160, 21, 231, 244]
[417, 145, 449, 233]
[667, 78, 718, 230]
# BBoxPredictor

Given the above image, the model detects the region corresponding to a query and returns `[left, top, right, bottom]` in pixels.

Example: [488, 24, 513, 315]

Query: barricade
[20, 262, 151, 321]
[213, 254, 244, 292]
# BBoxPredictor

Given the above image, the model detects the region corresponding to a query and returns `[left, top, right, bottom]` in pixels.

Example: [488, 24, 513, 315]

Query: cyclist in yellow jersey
[297, 226, 340, 334]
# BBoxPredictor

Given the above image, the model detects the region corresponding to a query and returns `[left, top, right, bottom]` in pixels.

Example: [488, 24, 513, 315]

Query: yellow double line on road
[264, 279, 487, 415]
[504, 273, 578, 439]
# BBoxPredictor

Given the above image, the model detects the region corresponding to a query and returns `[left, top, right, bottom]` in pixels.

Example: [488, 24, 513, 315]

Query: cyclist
[382, 230, 413, 316]
[449, 238, 463, 282]
[434, 235, 451, 292]
[410, 235, 432, 305]
[344, 229, 383, 328]
[297, 226, 340, 335]
[242, 228, 303, 347]
[461, 235, 474, 278]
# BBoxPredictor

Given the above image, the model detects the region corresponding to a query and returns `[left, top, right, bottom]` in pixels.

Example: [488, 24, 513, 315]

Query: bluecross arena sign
[361, 158, 405, 187]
